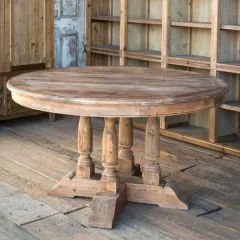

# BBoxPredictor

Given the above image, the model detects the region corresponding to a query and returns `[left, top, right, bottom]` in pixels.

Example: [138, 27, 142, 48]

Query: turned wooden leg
[49, 113, 56, 122]
[48, 116, 99, 198]
[76, 116, 94, 178]
[143, 117, 161, 186]
[101, 118, 119, 193]
[118, 118, 134, 174]
[126, 117, 187, 209]
[89, 118, 126, 229]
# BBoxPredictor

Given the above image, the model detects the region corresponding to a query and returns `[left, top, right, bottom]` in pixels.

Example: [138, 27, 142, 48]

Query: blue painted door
[54, 0, 85, 68]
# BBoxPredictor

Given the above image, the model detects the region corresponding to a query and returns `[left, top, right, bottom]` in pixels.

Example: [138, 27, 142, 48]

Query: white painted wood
[54, 0, 85, 67]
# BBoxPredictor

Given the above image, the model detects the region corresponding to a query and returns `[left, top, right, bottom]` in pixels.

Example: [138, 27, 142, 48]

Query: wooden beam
[119, 0, 127, 66]
[85, 0, 92, 65]
[208, 0, 220, 143]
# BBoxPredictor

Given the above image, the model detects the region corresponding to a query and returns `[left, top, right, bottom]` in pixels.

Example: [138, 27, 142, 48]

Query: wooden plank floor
[0, 115, 239, 240]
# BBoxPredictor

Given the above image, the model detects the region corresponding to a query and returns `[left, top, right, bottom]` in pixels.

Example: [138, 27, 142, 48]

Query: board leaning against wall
[85, 0, 240, 157]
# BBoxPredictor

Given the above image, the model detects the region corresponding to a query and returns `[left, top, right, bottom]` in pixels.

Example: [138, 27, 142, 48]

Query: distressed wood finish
[86, 0, 240, 157]
[118, 118, 134, 174]
[101, 118, 119, 194]
[7, 67, 227, 118]
[143, 117, 161, 186]
[54, 0, 85, 68]
[7, 66, 227, 229]
[0, 0, 54, 120]
[76, 117, 94, 178]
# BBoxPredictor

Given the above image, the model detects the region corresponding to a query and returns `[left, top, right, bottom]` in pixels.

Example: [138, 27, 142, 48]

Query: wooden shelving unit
[128, 18, 162, 25]
[126, 50, 161, 62]
[91, 16, 162, 25]
[171, 21, 212, 29]
[89, 45, 120, 56]
[167, 55, 211, 69]
[86, 0, 240, 157]
[221, 24, 240, 31]
[220, 101, 240, 112]
[91, 16, 120, 22]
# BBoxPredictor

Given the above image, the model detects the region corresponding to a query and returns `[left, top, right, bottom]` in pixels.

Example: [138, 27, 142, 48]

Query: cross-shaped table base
[48, 117, 188, 229]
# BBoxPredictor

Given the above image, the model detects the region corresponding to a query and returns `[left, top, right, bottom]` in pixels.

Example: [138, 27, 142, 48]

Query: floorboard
[0, 215, 39, 240]
[22, 213, 110, 240]
[0, 154, 87, 213]
[0, 115, 239, 240]
[0, 182, 58, 225]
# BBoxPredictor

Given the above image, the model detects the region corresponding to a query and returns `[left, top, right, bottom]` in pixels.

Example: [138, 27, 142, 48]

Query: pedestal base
[89, 185, 127, 229]
[48, 171, 188, 229]
[48, 171, 100, 198]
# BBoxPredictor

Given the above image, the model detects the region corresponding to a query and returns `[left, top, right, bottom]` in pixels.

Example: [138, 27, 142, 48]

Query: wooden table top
[7, 67, 228, 117]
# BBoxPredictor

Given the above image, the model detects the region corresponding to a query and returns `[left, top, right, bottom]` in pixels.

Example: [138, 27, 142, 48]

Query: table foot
[48, 171, 100, 198]
[126, 182, 188, 210]
[89, 185, 127, 229]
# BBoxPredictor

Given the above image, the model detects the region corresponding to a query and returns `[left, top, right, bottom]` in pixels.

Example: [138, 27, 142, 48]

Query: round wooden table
[7, 66, 227, 229]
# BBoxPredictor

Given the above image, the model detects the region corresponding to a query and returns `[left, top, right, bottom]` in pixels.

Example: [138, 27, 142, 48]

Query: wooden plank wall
[86, 0, 240, 156]
[0, 0, 54, 120]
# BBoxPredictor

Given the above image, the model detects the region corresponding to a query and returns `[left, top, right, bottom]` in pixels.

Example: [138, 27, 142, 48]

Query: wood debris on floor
[0, 115, 239, 240]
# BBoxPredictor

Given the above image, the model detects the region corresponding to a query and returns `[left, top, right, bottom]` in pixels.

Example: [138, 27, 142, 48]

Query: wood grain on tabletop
[7, 67, 228, 117]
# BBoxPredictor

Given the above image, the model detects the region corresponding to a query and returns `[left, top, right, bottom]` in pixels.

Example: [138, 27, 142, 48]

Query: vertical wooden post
[210, 0, 220, 77]
[236, 25, 240, 133]
[76, 116, 94, 178]
[101, 118, 119, 193]
[45, 0, 54, 68]
[187, 0, 192, 58]
[144, 0, 150, 52]
[160, 0, 170, 129]
[49, 113, 56, 122]
[85, 0, 92, 66]
[118, 118, 134, 174]
[119, 0, 133, 175]
[209, 0, 220, 143]
[209, 107, 217, 143]
[120, 0, 128, 66]
[108, 0, 113, 66]
[4, 0, 10, 72]
[161, 0, 169, 69]
[143, 117, 161, 186]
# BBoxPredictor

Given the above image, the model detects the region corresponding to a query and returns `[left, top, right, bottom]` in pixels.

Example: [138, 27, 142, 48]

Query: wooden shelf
[91, 16, 162, 25]
[88, 45, 119, 56]
[91, 16, 120, 22]
[220, 101, 240, 112]
[128, 18, 162, 25]
[167, 55, 211, 69]
[134, 122, 240, 157]
[217, 62, 240, 74]
[86, 0, 240, 157]
[171, 21, 212, 29]
[221, 24, 240, 31]
[126, 50, 161, 62]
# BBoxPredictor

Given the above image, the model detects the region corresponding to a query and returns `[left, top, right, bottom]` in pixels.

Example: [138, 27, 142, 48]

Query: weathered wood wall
[85, 0, 240, 156]
[0, 0, 54, 120]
